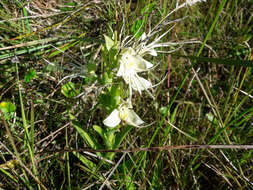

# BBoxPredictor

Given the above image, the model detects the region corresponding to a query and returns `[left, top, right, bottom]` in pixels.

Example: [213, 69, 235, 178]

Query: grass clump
[0, 0, 252, 189]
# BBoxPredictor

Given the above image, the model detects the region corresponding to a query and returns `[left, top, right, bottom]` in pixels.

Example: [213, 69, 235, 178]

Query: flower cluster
[103, 40, 155, 128]
[116, 47, 153, 94]
[103, 0, 206, 128]
[102, 28, 170, 128]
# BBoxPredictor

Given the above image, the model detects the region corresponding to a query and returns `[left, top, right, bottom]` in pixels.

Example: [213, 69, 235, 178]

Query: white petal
[116, 61, 125, 77]
[132, 56, 153, 72]
[103, 109, 121, 128]
[133, 57, 147, 71]
[130, 75, 152, 92]
[186, 0, 206, 5]
[139, 46, 157, 57]
[119, 48, 153, 74]
[124, 108, 144, 127]
[148, 49, 157, 56]
[142, 57, 153, 69]
[141, 32, 147, 41]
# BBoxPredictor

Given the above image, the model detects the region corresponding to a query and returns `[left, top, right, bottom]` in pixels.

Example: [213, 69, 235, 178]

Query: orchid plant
[64, 0, 207, 165]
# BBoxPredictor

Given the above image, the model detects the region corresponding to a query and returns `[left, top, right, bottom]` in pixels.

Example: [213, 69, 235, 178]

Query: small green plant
[61, 82, 80, 98]
[24, 69, 37, 83]
[0, 101, 16, 120]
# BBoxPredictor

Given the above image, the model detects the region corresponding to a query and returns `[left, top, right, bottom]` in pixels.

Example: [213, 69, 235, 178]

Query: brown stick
[38, 144, 253, 155]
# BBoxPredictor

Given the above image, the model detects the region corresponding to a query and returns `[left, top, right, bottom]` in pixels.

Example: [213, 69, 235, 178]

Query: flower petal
[116, 60, 125, 77]
[103, 109, 121, 128]
[124, 53, 147, 72]
[148, 48, 157, 56]
[139, 47, 158, 57]
[140, 56, 153, 69]
[129, 75, 152, 93]
[124, 108, 144, 127]
[133, 55, 153, 71]
[141, 32, 147, 41]
[186, 0, 206, 6]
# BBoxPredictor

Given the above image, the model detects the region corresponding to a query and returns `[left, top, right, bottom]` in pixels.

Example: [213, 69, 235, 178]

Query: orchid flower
[113, 0, 207, 98]
[103, 102, 144, 128]
[117, 47, 153, 94]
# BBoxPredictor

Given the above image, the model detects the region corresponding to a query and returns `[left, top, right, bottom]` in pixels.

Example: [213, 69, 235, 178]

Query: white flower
[117, 48, 153, 94]
[103, 103, 144, 128]
[186, 0, 206, 6]
[117, 48, 153, 75]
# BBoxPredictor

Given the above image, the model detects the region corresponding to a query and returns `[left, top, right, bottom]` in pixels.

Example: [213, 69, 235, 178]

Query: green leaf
[125, 175, 136, 190]
[64, 2, 76, 6]
[61, 82, 80, 98]
[68, 112, 76, 120]
[93, 125, 116, 149]
[170, 105, 179, 123]
[99, 85, 121, 112]
[73, 122, 102, 157]
[141, 2, 156, 15]
[105, 130, 115, 149]
[131, 20, 143, 39]
[60, 2, 77, 11]
[240, 150, 253, 164]
[0, 102, 16, 113]
[159, 106, 168, 115]
[104, 35, 114, 51]
[101, 72, 113, 85]
[87, 62, 96, 74]
[206, 113, 218, 125]
[73, 123, 100, 149]
[24, 69, 36, 83]
[110, 85, 121, 107]
[49, 32, 86, 58]
[93, 125, 107, 141]
[45, 63, 59, 72]
[114, 125, 133, 149]
[72, 151, 96, 170]
[102, 126, 131, 161]
[99, 92, 113, 112]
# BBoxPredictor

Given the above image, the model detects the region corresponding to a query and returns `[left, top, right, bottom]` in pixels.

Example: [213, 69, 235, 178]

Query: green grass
[0, 0, 253, 189]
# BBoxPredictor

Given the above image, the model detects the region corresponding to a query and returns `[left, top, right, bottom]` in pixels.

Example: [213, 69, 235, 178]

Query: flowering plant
[65, 0, 207, 164]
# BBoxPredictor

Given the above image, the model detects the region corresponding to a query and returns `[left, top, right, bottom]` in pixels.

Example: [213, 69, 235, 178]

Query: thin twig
[0, 12, 73, 24]
[37, 144, 253, 155]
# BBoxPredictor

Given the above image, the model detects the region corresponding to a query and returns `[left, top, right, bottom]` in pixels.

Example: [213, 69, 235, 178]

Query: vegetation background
[0, 0, 252, 189]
